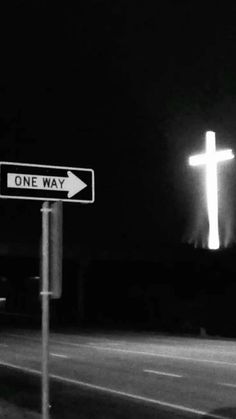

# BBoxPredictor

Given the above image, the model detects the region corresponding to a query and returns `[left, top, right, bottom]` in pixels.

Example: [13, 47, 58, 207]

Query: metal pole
[41, 201, 51, 419]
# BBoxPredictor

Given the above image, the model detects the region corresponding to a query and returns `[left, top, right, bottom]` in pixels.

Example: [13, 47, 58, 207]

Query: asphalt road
[0, 329, 236, 418]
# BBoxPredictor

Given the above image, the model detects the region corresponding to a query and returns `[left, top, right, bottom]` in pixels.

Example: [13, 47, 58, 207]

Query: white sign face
[7, 171, 87, 198]
[0, 162, 95, 203]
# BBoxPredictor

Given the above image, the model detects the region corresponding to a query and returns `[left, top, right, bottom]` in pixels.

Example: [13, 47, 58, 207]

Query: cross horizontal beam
[189, 149, 234, 166]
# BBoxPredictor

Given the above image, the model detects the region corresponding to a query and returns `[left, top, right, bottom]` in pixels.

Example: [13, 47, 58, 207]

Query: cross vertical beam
[206, 132, 219, 249]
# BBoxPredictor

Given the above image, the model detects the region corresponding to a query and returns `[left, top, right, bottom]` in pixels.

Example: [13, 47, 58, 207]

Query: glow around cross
[189, 131, 234, 250]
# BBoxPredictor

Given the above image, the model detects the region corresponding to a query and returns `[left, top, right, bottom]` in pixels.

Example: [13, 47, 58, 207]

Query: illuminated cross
[189, 131, 234, 249]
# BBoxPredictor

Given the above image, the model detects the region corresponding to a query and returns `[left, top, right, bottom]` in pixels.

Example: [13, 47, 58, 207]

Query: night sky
[1, 2, 236, 333]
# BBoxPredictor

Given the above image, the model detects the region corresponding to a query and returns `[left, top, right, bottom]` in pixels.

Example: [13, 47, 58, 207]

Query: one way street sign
[0, 162, 95, 203]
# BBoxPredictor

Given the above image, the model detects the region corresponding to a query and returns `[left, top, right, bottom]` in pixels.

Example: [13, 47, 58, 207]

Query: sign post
[41, 202, 51, 419]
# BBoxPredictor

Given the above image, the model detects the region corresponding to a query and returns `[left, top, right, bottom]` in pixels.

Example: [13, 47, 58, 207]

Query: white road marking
[88, 341, 121, 346]
[0, 359, 230, 419]
[144, 369, 183, 378]
[0, 360, 40, 375]
[219, 382, 236, 388]
[50, 353, 68, 359]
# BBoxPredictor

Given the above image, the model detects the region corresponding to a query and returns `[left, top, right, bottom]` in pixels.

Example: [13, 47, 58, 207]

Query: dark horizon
[1, 3, 236, 337]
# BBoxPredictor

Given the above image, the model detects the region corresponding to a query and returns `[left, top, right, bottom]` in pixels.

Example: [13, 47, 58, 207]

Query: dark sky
[1, 2, 236, 259]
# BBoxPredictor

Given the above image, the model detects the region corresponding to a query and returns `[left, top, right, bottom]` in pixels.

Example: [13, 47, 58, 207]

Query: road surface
[0, 329, 236, 418]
